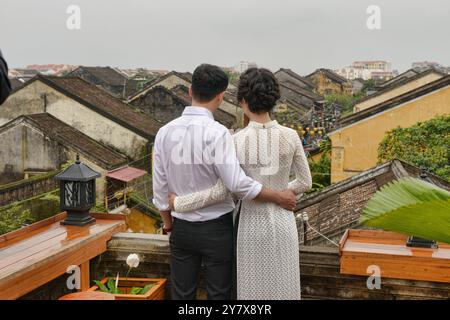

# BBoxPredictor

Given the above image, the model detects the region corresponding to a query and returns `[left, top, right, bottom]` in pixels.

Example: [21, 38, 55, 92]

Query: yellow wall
[354, 72, 443, 112]
[309, 73, 351, 95]
[329, 85, 450, 183]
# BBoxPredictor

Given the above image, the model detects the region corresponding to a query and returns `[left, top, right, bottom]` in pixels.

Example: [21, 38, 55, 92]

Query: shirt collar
[248, 120, 278, 129]
[182, 106, 214, 120]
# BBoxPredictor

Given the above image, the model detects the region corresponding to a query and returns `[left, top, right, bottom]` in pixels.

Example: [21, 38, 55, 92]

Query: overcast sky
[1, 0, 449, 74]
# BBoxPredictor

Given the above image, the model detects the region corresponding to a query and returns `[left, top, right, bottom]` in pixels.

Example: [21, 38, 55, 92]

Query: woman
[170, 68, 312, 300]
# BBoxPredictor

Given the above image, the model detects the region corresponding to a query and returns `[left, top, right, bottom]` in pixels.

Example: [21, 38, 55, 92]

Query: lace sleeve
[288, 133, 313, 195]
[173, 179, 232, 213]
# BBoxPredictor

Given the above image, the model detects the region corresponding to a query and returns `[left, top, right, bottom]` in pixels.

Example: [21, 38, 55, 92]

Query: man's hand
[276, 189, 297, 211]
[160, 210, 173, 234]
[168, 192, 177, 211]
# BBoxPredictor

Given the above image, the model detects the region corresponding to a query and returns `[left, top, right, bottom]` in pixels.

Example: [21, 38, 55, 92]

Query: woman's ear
[239, 98, 248, 109]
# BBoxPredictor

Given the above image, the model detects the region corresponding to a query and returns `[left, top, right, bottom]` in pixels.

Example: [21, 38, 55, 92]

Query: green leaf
[94, 280, 110, 293]
[140, 284, 155, 295]
[361, 177, 450, 244]
[105, 277, 122, 294]
[130, 287, 142, 295]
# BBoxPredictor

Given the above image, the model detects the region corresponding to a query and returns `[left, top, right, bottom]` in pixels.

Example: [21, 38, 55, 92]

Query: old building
[354, 67, 446, 112]
[351, 78, 364, 94]
[295, 159, 450, 246]
[306, 68, 352, 95]
[0, 75, 162, 160]
[130, 85, 236, 128]
[274, 68, 316, 91]
[128, 71, 244, 127]
[0, 113, 127, 197]
[328, 75, 450, 183]
[8, 78, 26, 90]
[68, 66, 140, 99]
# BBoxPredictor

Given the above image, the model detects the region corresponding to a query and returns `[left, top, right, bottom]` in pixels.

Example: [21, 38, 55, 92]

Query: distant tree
[361, 78, 377, 93]
[324, 92, 363, 117]
[223, 70, 239, 82]
[0, 205, 34, 235]
[378, 115, 450, 181]
[307, 137, 331, 193]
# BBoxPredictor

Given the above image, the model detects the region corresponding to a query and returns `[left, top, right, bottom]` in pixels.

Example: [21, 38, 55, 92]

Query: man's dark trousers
[169, 212, 233, 300]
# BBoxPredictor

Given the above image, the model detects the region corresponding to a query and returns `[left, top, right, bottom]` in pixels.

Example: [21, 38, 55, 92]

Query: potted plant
[89, 254, 167, 300]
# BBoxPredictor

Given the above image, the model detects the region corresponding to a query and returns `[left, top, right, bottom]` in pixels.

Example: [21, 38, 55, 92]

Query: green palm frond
[360, 177, 450, 244]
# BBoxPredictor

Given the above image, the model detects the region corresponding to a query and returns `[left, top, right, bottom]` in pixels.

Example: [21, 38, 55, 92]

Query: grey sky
[1, 0, 449, 74]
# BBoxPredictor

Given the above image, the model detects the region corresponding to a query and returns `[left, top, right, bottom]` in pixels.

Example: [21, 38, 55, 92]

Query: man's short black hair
[191, 64, 229, 103]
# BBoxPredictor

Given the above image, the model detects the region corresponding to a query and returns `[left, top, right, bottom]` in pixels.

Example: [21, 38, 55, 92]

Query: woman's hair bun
[237, 68, 281, 114]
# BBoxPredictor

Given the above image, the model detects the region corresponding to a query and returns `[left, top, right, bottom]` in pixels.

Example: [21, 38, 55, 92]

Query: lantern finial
[75, 153, 81, 164]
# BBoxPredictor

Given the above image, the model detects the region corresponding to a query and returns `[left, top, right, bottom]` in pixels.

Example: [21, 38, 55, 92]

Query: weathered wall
[0, 172, 58, 207]
[94, 234, 450, 300]
[20, 233, 450, 300]
[0, 81, 148, 159]
[132, 74, 243, 127]
[0, 122, 63, 177]
[354, 72, 444, 112]
[0, 121, 108, 199]
[131, 87, 186, 124]
[329, 85, 450, 183]
[308, 73, 351, 95]
[0, 81, 47, 126]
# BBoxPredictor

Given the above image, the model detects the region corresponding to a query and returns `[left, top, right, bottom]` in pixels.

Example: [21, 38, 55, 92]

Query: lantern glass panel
[64, 181, 81, 207]
[85, 180, 95, 206]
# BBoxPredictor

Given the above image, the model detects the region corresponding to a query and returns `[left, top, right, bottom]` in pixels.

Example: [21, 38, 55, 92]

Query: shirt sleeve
[152, 132, 170, 211]
[288, 132, 313, 195]
[213, 130, 262, 200]
[0, 50, 11, 105]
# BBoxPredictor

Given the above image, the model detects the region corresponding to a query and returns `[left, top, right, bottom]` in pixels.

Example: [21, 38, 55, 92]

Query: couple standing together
[152, 64, 312, 300]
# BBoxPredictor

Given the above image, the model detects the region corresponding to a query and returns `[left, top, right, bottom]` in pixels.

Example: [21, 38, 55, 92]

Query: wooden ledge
[339, 229, 450, 283]
[0, 212, 126, 299]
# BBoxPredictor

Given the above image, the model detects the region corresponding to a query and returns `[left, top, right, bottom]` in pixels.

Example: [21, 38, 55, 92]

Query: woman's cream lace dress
[173, 120, 312, 300]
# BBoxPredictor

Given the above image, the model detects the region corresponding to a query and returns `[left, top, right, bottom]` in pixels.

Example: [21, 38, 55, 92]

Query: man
[152, 64, 296, 300]
[0, 49, 11, 105]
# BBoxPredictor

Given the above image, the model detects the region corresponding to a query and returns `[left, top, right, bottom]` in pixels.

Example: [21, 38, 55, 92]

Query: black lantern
[55, 154, 101, 226]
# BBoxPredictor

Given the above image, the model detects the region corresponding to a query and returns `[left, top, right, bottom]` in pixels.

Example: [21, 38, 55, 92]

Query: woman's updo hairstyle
[237, 67, 281, 114]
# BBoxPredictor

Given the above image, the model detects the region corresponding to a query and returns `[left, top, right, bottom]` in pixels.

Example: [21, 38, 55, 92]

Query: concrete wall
[329, 85, 450, 183]
[354, 72, 444, 112]
[0, 172, 58, 207]
[0, 81, 47, 126]
[0, 120, 108, 199]
[0, 122, 63, 178]
[0, 81, 148, 159]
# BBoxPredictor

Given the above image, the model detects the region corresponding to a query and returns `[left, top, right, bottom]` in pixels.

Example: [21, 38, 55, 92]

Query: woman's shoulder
[275, 123, 300, 138]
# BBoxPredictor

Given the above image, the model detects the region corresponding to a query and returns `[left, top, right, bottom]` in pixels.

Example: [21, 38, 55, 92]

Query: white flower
[126, 253, 140, 268]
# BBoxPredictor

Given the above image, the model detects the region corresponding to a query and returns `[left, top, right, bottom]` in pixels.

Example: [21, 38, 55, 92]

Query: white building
[233, 61, 257, 74]
[334, 60, 394, 80]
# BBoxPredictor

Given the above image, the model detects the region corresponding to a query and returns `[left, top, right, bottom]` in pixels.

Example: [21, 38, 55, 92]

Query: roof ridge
[334, 75, 450, 130]
[356, 67, 447, 104]
[10, 113, 127, 169]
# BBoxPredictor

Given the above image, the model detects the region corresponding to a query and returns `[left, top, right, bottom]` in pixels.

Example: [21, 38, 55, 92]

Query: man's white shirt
[152, 106, 262, 222]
